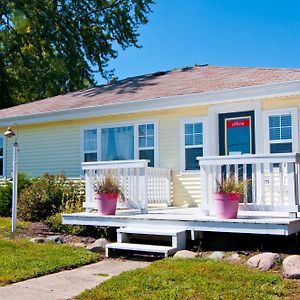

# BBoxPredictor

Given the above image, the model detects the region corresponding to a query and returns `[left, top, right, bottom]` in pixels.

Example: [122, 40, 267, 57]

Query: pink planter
[214, 192, 240, 219]
[95, 192, 118, 215]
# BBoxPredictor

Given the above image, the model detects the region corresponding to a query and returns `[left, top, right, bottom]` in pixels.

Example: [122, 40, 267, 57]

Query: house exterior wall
[2, 95, 300, 207]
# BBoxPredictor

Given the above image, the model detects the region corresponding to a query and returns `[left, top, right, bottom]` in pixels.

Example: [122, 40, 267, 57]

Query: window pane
[147, 136, 154, 147]
[269, 116, 280, 128]
[281, 127, 292, 140]
[147, 123, 154, 136]
[139, 150, 154, 167]
[281, 115, 291, 127]
[84, 129, 97, 151]
[185, 123, 193, 134]
[0, 137, 3, 156]
[139, 137, 147, 148]
[185, 147, 203, 171]
[84, 153, 97, 162]
[194, 133, 203, 145]
[194, 123, 203, 134]
[101, 126, 134, 161]
[270, 128, 280, 140]
[185, 134, 193, 146]
[270, 143, 292, 154]
[0, 158, 3, 176]
[139, 124, 146, 136]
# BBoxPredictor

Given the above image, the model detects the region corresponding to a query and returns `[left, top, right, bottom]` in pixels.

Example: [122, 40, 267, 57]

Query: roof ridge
[207, 65, 300, 72]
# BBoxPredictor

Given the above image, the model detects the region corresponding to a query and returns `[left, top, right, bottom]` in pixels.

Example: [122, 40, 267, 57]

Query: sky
[96, 0, 300, 84]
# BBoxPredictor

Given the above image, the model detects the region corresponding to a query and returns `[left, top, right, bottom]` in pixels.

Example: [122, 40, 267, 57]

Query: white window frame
[80, 119, 158, 167]
[137, 122, 156, 167]
[180, 117, 208, 173]
[263, 108, 298, 153]
[82, 128, 98, 162]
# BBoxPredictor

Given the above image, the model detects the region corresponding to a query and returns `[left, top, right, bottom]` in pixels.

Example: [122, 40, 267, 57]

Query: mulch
[15, 222, 96, 245]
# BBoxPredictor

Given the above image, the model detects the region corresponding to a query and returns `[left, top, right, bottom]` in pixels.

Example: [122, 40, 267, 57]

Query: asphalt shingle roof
[1, 65, 300, 119]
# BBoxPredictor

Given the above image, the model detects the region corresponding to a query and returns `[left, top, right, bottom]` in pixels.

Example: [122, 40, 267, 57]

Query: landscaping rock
[86, 238, 109, 252]
[247, 252, 279, 271]
[208, 251, 225, 260]
[70, 242, 86, 248]
[174, 250, 198, 258]
[283, 255, 300, 279]
[226, 253, 242, 263]
[29, 237, 45, 243]
[46, 236, 64, 244]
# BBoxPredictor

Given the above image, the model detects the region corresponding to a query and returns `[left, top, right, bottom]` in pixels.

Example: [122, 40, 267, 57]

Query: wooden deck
[62, 207, 300, 236]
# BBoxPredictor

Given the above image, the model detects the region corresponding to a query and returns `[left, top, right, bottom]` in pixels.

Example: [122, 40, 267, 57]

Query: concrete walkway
[0, 259, 150, 300]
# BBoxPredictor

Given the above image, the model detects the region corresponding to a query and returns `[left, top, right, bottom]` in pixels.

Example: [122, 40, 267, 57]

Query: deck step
[117, 226, 186, 236]
[106, 242, 177, 257]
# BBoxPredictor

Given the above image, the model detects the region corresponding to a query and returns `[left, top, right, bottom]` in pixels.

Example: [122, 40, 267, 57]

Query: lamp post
[4, 127, 18, 233]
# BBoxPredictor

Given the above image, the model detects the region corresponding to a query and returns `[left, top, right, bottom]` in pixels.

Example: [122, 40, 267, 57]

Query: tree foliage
[0, 0, 153, 108]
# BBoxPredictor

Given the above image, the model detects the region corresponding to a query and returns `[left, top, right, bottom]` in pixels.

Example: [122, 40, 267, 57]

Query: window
[82, 121, 157, 166]
[101, 126, 134, 161]
[83, 129, 98, 162]
[268, 112, 294, 154]
[0, 137, 3, 176]
[182, 120, 204, 171]
[138, 123, 155, 167]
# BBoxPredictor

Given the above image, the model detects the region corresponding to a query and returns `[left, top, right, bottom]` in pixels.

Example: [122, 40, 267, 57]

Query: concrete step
[106, 242, 177, 257]
[117, 226, 186, 236]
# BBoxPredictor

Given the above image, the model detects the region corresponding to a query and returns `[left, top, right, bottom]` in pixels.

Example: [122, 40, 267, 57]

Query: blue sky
[96, 0, 300, 83]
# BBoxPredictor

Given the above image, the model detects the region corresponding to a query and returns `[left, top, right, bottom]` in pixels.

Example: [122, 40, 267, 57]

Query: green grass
[76, 258, 298, 300]
[0, 218, 99, 285]
[0, 217, 29, 238]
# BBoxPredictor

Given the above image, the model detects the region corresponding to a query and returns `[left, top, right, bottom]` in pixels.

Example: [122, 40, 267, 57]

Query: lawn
[0, 218, 99, 285]
[0, 217, 29, 238]
[76, 258, 298, 300]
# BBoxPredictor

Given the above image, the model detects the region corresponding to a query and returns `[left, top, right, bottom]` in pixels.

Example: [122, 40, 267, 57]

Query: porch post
[138, 162, 148, 214]
[84, 169, 93, 213]
[287, 162, 298, 218]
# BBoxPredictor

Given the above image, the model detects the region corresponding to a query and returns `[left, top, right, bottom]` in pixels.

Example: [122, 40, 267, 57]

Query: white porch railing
[198, 153, 300, 217]
[82, 160, 172, 214]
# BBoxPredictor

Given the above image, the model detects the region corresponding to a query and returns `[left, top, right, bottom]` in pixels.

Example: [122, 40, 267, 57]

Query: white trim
[80, 119, 159, 168]
[1, 80, 300, 126]
[263, 107, 299, 153]
[0, 135, 5, 178]
[180, 117, 208, 173]
[207, 100, 263, 155]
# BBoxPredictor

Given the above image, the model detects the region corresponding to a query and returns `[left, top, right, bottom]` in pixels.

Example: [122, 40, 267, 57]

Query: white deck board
[62, 207, 300, 236]
[117, 227, 186, 236]
[107, 242, 176, 253]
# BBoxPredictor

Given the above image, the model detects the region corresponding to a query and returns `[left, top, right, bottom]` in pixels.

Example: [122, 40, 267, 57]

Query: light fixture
[4, 127, 16, 138]
[3, 125, 18, 234]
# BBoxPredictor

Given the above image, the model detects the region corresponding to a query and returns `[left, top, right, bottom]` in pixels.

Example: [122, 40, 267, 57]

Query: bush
[18, 174, 85, 222]
[0, 173, 32, 217]
[18, 174, 63, 221]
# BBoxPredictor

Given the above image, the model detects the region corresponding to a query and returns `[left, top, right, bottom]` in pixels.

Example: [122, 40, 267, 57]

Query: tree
[0, 0, 153, 108]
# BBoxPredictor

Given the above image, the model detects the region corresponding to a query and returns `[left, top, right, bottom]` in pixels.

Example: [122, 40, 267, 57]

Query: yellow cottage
[1, 65, 300, 253]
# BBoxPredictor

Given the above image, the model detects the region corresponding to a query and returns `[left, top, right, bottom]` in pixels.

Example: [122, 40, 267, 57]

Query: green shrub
[0, 173, 32, 217]
[18, 174, 85, 222]
[18, 174, 65, 221]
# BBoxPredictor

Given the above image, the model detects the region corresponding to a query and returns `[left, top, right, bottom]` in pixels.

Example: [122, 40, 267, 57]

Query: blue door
[219, 111, 255, 156]
[219, 111, 255, 202]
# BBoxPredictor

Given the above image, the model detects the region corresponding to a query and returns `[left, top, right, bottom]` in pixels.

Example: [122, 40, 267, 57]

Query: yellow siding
[1, 95, 300, 207]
